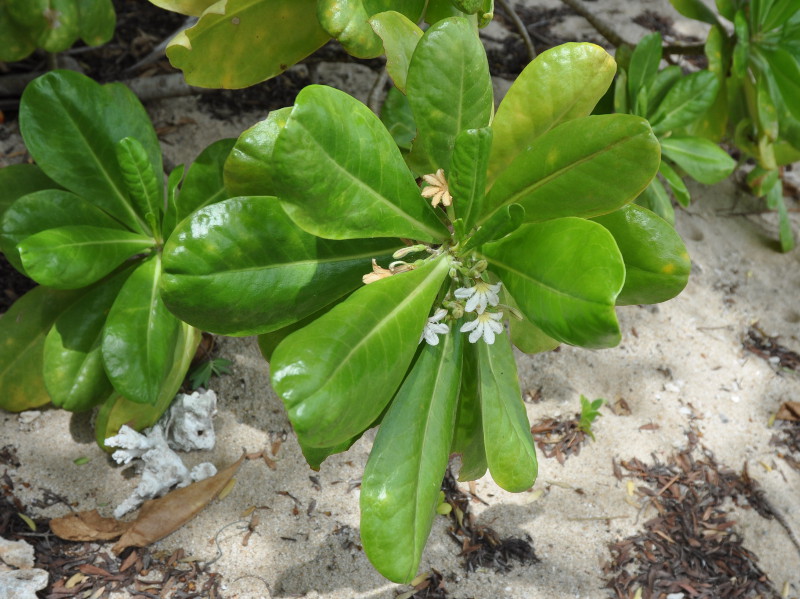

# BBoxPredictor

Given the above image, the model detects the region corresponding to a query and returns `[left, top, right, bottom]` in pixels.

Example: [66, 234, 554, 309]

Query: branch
[496, 0, 537, 61]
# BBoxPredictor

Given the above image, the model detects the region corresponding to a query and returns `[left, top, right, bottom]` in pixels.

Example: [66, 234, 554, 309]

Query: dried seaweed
[605, 443, 779, 599]
[441, 469, 539, 574]
[743, 326, 800, 371]
[530, 414, 590, 464]
[770, 421, 800, 472]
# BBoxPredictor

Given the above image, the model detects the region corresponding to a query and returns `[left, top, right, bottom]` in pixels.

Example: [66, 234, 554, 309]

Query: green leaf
[271, 256, 451, 448]
[44, 269, 132, 411]
[19, 70, 160, 233]
[18, 226, 153, 289]
[224, 107, 292, 197]
[488, 43, 616, 185]
[480, 219, 625, 348]
[660, 136, 736, 184]
[646, 65, 682, 118]
[659, 160, 691, 207]
[578, 395, 603, 440]
[733, 10, 750, 78]
[148, 0, 219, 16]
[504, 288, 559, 354]
[668, 0, 720, 24]
[77, 0, 116, 46]
[756, 73, 779, 142]
[2, 190, 126, 275]
[95, 324, 200, 449]
[361, 328, 462, 583]
[450, 127, 492, 231]
[167, 0, 329, 88]
[256, 300, 343, 362]
[36, 0, 80, 53]
[0, 4, 36, 61]
[406, 17, 493, 175]
[0, 286, 83, 412]
[369, 11, 423, 93]
[477, 330, 537, 492]
[461, 204, 524, 252]
[161, 196, 397, 335]
[613, 70, 629, 115]
[650, 71, 720, 136]
[102, 255, 182, 405]
[0, 165, 59, 224]
[768, 178, 796, 252]
[591, 204, 690, 305]
[380, 86, 416, 152]
[627, 33, 662, 102]
[483, 114, 660, 225]
[167, 137, 236, 236]
[272, 85, 448, 242]
[635, 178, 675, 226]
[115, 137, 163, 234]
[762, 0, 800, 31]
[760, 49, 800, 122]
[450, 342, 487, 481]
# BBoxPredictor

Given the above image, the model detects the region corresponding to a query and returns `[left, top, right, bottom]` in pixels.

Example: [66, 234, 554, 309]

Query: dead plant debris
[770, 420, 800, 472]
[605, 440, 779, 599]
[530, 413, 591, 464]
[743, 326, 800, 371]
[441, 469, 539, 574]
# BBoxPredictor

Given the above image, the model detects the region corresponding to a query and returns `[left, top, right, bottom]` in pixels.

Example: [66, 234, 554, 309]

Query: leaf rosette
[161, 18, 690, 583]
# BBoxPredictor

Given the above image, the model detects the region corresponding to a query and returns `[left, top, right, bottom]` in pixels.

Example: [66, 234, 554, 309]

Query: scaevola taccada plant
[160, 15, 691, 583]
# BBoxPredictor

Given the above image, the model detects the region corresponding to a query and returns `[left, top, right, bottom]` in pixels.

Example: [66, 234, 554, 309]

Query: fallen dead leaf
[112, 453, 245, 554]
[50, 509, 131, 541]
[776, 402, 800, 422]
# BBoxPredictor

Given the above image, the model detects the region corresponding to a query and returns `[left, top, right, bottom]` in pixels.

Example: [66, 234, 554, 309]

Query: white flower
[454, 280, 502, 314]
[420, 168, 452, 208]
[460, 311, 504, 344]
[420, 308, 450, 345]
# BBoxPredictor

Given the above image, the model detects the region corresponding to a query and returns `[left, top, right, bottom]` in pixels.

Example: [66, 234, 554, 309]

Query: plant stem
[496, 0, 537, 60]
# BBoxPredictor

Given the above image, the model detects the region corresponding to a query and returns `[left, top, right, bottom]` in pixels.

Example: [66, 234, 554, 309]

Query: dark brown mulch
[604, 439, 779, 599]
[530, 414, 590, 464]
[770, 421, 800, 472]
[441, 469, 538, 574]
[743, 326, 800, 371]
[1, 468, 224, 598]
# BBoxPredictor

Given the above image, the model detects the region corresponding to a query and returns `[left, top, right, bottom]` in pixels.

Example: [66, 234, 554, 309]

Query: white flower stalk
[454, 280, 502, 314]
[420, 308, 450, 345]
[420, 168, 452, 208]
[460, 311, 504, 344]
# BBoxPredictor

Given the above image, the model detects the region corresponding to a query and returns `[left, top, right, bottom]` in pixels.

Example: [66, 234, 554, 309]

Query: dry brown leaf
[112, 453, 245, 554]
[775, 401, 800, 421]
[50, 509, 131, 541]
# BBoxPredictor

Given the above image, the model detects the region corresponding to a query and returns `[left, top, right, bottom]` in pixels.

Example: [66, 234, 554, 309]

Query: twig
[558, 0, 631, 47]
[123, 16, 197, 75]
[496, 0, 536, 60]
[367, 67, 388, 115]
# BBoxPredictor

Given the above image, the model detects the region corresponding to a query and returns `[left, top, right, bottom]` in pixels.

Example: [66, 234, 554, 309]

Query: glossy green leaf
[20, 71, 160, 234]
[613, 70, 628, 115]
[450, 342, 487, 481]
[148, 0, 218, 16]
[659, 160, 691, 207]
[480, 219, 625, 348]
[318, 0, 382, 58]
[733, 10, 750, 79]
[380, 86, 416, 152]
[361, 328, 462, 583]
[660, 136, 736, 184]
[406, 17, 493, 175]
[256, 300, 344, 362]
[504, 289, 559, 354]
[646, 65, 682, 118]
[450, 127, 492, 230]
[271, 256, 451, 448]
[424, 0, 467, 22]
[461, 204, 524, 252]
[767, 178, 795, 252]
[36, 0, 80, 52]
[0, 164, 58, 223]
[650, 71, 720, 136]
[224, 107, 292, 197]
[0, 286, 83, 412]
[43, 269, 132, 411]
[167, 0, 329, 88]
[95, 324, 200, 449]
[760, 49, 800, 122]
[592, 204, 690, 305]
[635, 178, 674, 226]
[102, 255, 182, 405]
[18, 226, 153, 289]
[77, 0, 116, 46]
[762, 0, 800, 31]
[716, 0, 735, 21]
[162, 196, 397, 335]
[477, 330, 537, 492]
[272, 85, 448, 242]
[115, 137, 163, 232]
[668, 0, 720, 24]
[484, 114, 660, 225]
[1, 189, 125, 274]
[0, 4, 36, 61]
[369, 11, 423, 93]
[628, 33, 662, 101]
[168, 138, 236, 236]
[488, 43, 616, 185]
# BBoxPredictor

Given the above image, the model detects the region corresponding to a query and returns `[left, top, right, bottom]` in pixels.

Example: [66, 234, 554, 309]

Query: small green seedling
[578, 395, 605, 441]
[188, 357, 233, 390]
